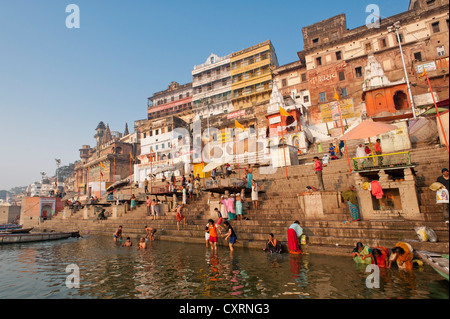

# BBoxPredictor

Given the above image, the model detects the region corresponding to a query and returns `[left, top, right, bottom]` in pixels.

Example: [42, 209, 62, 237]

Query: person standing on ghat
[313, 157, 325, 191]
[436, 168, 449, 222]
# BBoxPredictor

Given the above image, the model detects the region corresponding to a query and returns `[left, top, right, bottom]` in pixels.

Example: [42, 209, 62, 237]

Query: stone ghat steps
[37, 214, 449, 255]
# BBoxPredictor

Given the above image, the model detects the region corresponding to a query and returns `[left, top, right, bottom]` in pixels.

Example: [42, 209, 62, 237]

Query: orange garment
[208, 224, 217, 237]
[393, 242, 413, 270]
[374, 142, 381, 153]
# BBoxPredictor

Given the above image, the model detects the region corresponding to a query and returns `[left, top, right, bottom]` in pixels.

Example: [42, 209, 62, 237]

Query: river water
[0, 236, 447, 299]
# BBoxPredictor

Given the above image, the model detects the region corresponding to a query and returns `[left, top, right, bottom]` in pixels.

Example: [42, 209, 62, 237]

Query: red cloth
[371, 180, 384, 199]
[370, 247, 390, 268]
[287, 228, 300, 252]
[314, 160, 323, 172]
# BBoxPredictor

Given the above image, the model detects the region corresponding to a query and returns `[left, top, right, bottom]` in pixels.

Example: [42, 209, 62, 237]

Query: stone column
[112, 205, 118, 219]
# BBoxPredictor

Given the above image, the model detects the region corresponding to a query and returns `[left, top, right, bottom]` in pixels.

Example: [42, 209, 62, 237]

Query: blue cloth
[247, 173, 253, 189]
[348, 201, 360, 220]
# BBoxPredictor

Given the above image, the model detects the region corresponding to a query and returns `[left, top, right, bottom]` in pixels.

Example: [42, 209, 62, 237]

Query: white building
[192, 53, 234, 121]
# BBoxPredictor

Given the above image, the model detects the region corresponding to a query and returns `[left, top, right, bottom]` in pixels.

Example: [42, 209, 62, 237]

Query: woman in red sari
[287, 221, 303, 254]
[363, 247, 390, 268]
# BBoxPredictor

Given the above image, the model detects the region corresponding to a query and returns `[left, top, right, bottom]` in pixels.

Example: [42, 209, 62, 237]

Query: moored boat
[0, 224, 22, 231]
[416, 251, 449, 281]
[0, 231, 80, 245]
[0, 227, 33, 234]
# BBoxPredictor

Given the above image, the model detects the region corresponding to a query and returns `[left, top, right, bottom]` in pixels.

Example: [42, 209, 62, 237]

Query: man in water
[113, 225, 123, 242]
[144, 225, 157, 241]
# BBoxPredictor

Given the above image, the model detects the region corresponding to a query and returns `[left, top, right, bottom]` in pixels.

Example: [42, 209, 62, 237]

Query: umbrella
[341, 120, 398, 167]
[202, 161, 224, 173]
[341, 120, 398, 141]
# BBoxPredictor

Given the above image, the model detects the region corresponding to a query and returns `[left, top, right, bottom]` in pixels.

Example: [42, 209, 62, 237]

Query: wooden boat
[416, 251, 449, 281]
[0, 231, 80, 245]
[0, 227, 33, 234]
[0, 224, 22, 231]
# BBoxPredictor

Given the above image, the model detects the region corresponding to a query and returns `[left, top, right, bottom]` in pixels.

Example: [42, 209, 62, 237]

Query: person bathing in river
[113, 225, 123, 243]
[263, 233, 282, 254]
[287, 221, 303, 254]
[389, 242, 414, 270]
[123, 237, 132, 247]
[144, 225, 156, 241]
[138, 237, 147, 249]
[222, 221, 237, 252]
[352, 242, 371, 263]
[362, 247, 390, 268]
[208, 219, 222, 252]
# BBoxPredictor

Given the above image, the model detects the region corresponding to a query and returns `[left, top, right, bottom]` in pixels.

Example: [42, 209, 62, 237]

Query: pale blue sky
[0, 0, 409, 190]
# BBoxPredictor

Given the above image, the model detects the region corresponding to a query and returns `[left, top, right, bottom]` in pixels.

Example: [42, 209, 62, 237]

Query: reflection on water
[0, 236, 447, 299]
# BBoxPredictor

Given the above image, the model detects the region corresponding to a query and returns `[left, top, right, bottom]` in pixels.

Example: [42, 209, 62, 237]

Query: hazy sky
[0, 0, 409, 190]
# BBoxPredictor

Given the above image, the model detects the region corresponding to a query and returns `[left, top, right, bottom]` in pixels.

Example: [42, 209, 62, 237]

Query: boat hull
[0, 231, 79, 245]
[416, 251, 449, 281]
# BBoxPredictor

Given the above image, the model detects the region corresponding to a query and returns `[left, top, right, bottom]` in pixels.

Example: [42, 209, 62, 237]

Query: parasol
[341, 120, 398, 166]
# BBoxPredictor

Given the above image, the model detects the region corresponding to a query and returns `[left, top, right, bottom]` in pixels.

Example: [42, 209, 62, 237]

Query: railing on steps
[352, 151, 412, 172]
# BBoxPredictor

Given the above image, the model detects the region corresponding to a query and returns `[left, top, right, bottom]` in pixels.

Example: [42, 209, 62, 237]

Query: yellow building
[231, 40, 279, 110]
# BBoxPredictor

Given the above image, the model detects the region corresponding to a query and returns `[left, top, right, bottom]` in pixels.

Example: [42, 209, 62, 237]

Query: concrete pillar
[112, 205, 118, 219]
[172, 194, 177, 211]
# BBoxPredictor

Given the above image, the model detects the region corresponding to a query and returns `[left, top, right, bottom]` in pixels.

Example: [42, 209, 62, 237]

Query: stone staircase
[36, 144, 449, 256]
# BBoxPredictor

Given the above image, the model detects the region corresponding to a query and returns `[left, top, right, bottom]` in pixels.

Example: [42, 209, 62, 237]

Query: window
[414, 52, 422, 62]
[316, 57, 322, 66]
[304, 95, 309, 103]
[338, 71, 345, 81]
[365, 42, 372, 52]
[312, 38, 319, 47]
[380, 38, 387, 48]
[336, 51, 342, 60]
[426, 0, 436, 7]
[301, 73, 307, 82]
[282, 79, 287, 87]
[319, 92, 327, 102]
[340, 88, 348, 97]
[432, 22, 440, 33]
[396, 33, 404, 44]
[437, 46, 446, 57]
[355, 67, 363, 78]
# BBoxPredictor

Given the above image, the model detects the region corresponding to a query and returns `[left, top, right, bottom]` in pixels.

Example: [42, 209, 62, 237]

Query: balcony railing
[352, 151, 411, 171]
